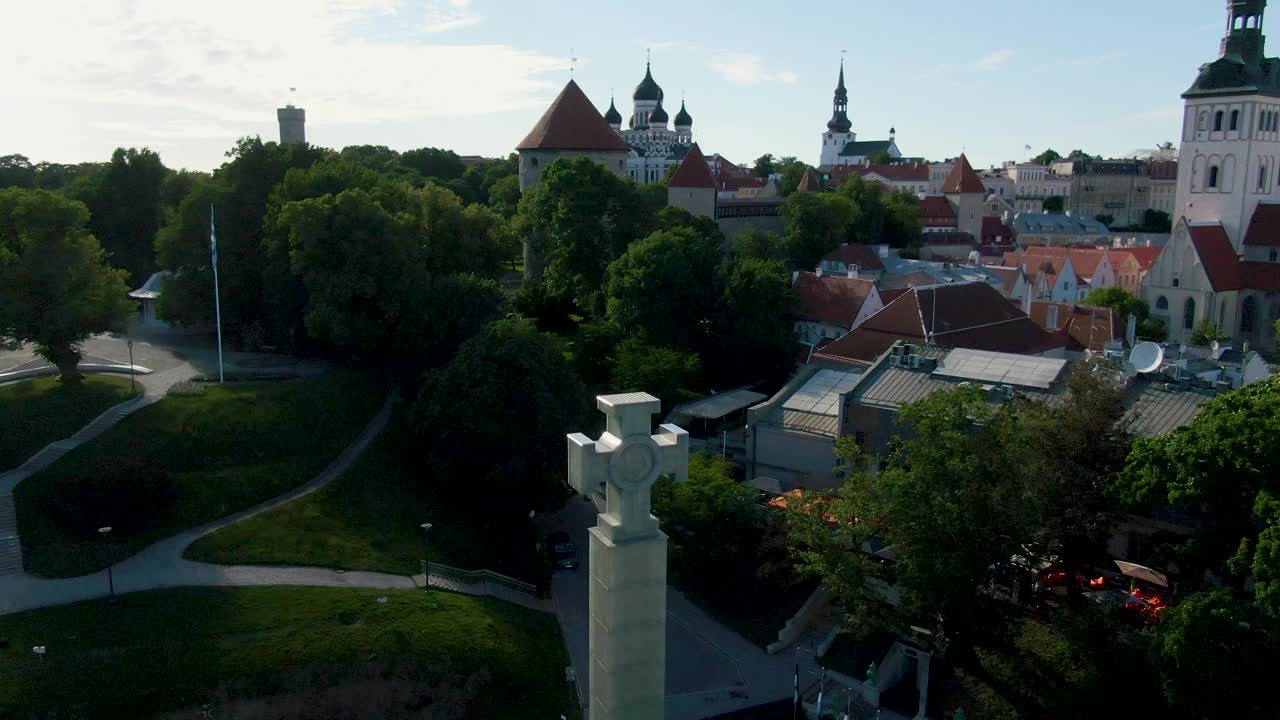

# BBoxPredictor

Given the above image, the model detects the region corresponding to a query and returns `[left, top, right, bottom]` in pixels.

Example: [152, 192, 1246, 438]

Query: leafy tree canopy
[780, 191, 855, 269]
[1031, 149, 1062, 166]
[753, 153, 777, 179]
[65, 147, 170, 285]
[731, 226, 786, 263]
[1042, 195, 1065, 213]
[611, 337, 703, 414]
[606, 227, 722, 350]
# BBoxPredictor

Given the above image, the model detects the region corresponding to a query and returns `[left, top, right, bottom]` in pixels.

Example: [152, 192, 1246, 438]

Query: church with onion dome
[602, 60, 696, 184]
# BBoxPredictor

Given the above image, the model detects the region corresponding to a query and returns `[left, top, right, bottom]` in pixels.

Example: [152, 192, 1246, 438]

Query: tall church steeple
[1222, 0, 1267, 63]
[827, 60, 852, 133]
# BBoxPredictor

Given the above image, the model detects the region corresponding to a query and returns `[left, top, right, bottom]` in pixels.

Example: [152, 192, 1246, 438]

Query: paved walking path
[0, 390, 549, 616]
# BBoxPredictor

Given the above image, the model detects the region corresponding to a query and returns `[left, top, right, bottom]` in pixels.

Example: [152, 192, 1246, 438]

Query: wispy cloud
[422, 0, 482, 33]
[974, 49, 1014, 71]
[709, 52, 797, 85]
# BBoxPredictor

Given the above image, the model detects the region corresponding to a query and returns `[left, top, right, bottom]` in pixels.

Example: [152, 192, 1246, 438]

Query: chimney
[1046, 304, 1059, 330]
[877, 244, 890, 258]
[1126, 313, 1137, 347]
[815, 267, 824, 278]
[847, 265, 859, 280]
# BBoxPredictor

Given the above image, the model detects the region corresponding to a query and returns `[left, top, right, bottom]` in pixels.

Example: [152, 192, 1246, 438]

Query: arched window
[1231, 109, 1240, 130]
[1242, 296, 1257, 333]
[1215, 110, 1225, 131]
[1184, 298, 1197, 330]
[1156, 296, 1169, 311]
[1173, 277, 1180, 288]
[1209, 165, 1220, 188]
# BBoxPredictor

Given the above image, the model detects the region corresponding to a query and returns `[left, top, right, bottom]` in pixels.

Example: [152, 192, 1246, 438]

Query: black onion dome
[633, 62, 664, 102]
[674, 100, 692, 127]
[648, 100, 669, 125]
[604, 97, 622, 125]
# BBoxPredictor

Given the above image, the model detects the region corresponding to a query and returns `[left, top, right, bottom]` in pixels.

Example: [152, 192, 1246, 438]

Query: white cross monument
[567, 392, 688, 720]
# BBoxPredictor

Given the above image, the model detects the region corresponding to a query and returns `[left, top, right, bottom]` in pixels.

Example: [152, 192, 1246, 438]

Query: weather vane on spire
[647, 47, 651, 64]
[570, 48, 577, 76]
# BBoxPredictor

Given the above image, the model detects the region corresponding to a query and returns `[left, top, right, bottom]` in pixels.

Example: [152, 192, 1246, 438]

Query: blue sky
[0, 0, 1234, 172]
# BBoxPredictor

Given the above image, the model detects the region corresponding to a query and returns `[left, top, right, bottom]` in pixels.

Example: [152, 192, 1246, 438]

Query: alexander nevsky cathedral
[603, 60, 696, 184]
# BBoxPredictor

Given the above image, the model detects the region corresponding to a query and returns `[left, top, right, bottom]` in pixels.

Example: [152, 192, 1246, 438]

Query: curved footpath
[1, 386, 547, 615]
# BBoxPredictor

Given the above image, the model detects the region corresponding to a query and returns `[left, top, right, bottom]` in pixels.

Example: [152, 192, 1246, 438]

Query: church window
[1231, 110, 1240, 131]
[1242, 296, 1257, 333]
[1183, 298, 1196, 330]
[1173, 277, 1180, 288]
[1156, 296, 1169, 311]
[1214, 111, 1224, 131]
[530, 157, 538, 167]
[1209, 165, 1220, 188]
[1260, 164, 1268, 191]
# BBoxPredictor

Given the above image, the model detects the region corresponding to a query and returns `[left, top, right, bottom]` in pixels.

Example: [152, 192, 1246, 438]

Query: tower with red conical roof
[667, 143, 717, 219]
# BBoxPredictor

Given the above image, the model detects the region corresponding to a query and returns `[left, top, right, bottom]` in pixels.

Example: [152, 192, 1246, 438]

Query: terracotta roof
[1002, 250, 1082, 283]
[981, 216, 1014, 245]
[1187, 223, 1243, 291]
[1021, 246, 1109, 280]
[516, 80, 631, 152]
[1110, 246, 1163, 271]
[942, 154, 986, 194]
[812, 282, 1059, 366]
[822, 244, 886, 272]
[718, 177, 766, 192]
[919, 195, 956, 227]
[708, 153, 752, 179]
[668, 143, 717, 189]
[1243, 202, 1280, 247]
[878, 287, 910, 305]
[792, 271, 879, 327]
[1241, 261, 1280, 290]
[1029, 302, 1125, 353]
[796, 167, 822, 192]
[833, 163, 930, 182]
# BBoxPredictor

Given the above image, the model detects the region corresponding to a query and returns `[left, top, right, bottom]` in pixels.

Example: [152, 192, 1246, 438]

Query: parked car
[547, 531, 578, 570]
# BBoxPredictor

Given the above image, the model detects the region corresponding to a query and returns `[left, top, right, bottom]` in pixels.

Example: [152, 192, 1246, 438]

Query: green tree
[780, 191, 855, 268]
[414, 318, 590, 514]
[777, 158, 814, 197]
[68, 147, 170, 285]
[1142, 208, 1172, 233]
[487, 173, 522, 219]
[868, 150, 894, 165]
[337, 144, 418, 183]
[605, 227, 722, 350]
[514, 157, 657, 314]
[731, 226, 786, 263]
[753, 153, 777, 179]
[656, 205, 725, 248]
[400, 146, 466, 182]
[0, 189, 133, 383]
[1066, 149, 1093, 160]
[882, 189, 922, 248]
[1082, 286, 1166, 341]
[1031, 149, 1062, 166]
[1190, 319, 1228, 345]
[611, 337, 703, 414]
[0, 155, 35, 188]
[1042, 195, 1065, 213]
[711, 258, 798, 387]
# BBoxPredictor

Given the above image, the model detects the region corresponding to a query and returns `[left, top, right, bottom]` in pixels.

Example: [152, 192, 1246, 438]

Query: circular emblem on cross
[609, 437, 660, 488]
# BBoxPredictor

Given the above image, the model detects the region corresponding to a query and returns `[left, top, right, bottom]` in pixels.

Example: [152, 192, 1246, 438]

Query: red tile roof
[1021, 246, 1109, 280]
[516, 80, 631, 152]
[822, 244, 886, 272]
[1002, 250, 1083, 283]
[981, 216, 1014, 245]
[792, 271, 880, 327]
[1241, 261, 1280, 290]
[812, 282, 1059, 366]
[1187, 223, 1243, 291]
[833, 163, 930, 182]
[1243, 202, 1280, 247]
[668, 143, 717, 189]
[1110, 246, 1163, 271]
[1029, 302, 1125, 353]
[877, 287, 910, 305]
[708, 153, 753, 179]
[919, 196, 956, 227]
[796, 167, 822, 192]
[942, 154, 986, 194]
[718, 177, 766, 192]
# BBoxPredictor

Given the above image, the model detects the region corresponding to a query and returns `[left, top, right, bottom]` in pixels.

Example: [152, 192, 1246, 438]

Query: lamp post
[98, 526, 114, 598]
[419, 522, 432, 591]
[126, 339, 135, 394]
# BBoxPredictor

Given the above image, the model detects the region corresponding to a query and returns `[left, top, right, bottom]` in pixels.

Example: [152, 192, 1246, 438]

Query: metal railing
[426, 560, 540, 598]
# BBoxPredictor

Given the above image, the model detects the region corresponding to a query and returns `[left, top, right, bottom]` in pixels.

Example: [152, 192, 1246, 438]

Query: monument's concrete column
[567, 393, 688, 720]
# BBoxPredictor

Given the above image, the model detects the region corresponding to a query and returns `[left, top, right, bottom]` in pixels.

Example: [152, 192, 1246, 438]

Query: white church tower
[819, 60, 854, 169]
[1175, 0, 1280, 249]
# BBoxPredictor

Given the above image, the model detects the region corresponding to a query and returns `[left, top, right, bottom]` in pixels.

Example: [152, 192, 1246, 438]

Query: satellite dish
[1129, 341, 1164, 374]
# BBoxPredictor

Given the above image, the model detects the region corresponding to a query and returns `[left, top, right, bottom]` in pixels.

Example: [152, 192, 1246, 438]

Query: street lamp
[126, 339, 135, 394]
[420, 522, 433, 591]
[98, 526, 114, 598]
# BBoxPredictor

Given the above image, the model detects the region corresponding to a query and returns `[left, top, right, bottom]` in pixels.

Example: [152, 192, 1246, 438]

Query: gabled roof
[834, 163, 930, 182]
[839, 140, 892, 157]
[1003, 250, 1083, 283]
[796, 167, 822, 192]
[792, 271, 879, 328]
[1029, 302, 1126, 353]
[516, 80, 631, 152]
[1241, 261, 1280, 290]
[1243, 202, 1280, 247]
[1110, 246, 1163, 271]
[1019, 245, 1109, 280]
[668, 143, 716, 189]
[822, 244, 886, 272]
[811, 282, 1059, 366]
[718, 176, 766, 192]
[981, 216, 1014, 245]
[942, 154, 985, 194]
[1187, 222, 1243, 291]
[919, 196, 956, 226]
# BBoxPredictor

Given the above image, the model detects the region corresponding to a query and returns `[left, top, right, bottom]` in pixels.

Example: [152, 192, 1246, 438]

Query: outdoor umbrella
[1114, 560, 1169, 587]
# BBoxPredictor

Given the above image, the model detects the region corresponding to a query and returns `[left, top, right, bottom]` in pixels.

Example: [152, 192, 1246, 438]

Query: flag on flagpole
[209, 203, 225, 383]
[209, 205, 217, 264]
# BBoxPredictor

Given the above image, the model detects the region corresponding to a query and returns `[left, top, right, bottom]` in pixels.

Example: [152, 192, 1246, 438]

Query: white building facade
[818, 60, 901, 169]
[604, 61, 697, 185]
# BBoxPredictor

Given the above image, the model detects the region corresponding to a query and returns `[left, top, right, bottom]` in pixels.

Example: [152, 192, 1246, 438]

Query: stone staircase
[0, 494, 20, 576]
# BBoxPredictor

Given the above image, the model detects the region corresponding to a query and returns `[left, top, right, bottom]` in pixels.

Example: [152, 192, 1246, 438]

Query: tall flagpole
[210, 204, 225, 383]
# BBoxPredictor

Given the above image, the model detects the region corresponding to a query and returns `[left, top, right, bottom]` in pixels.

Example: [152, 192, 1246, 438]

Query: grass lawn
[0, 586, 580, 720]
[187, 415, 546, 586]
[0, 374, 138, 471]
[15, 371, 383, 578]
